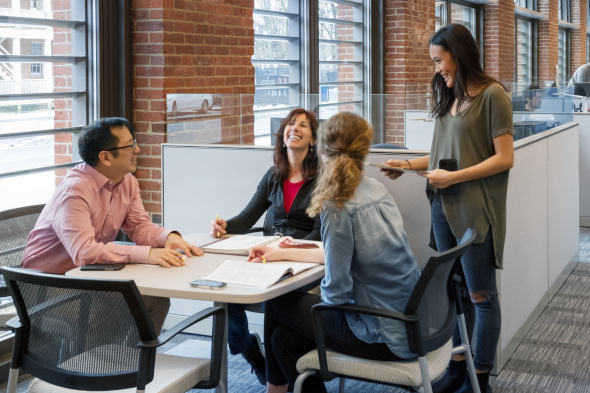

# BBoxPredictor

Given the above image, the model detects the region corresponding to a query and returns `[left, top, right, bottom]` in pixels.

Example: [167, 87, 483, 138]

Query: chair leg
[418, 357, 433, 393]
[457, 313, 481, 393]
[294, 370, 316, 393]
[338, 377, 345, 393]
[6, 368, 19, 393]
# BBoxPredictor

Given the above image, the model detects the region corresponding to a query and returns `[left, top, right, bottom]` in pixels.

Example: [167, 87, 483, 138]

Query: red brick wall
[384, 0, 434, 145]
[132, 0, 255, 222]
[484, 0, 515, 85]
[570, 0, 587, 75]
[538, 0, 559, 81]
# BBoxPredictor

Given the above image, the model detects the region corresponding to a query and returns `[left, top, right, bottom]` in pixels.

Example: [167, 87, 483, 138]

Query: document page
[202, 235, 280, 254]
[202, 260, 318, 288]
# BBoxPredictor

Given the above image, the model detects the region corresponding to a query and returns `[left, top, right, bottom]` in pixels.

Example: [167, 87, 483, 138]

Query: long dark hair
[273, 108, 319, 182]
[430, 24, 503, 118]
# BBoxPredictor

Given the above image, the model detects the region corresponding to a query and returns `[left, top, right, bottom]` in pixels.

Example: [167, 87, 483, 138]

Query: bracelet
[405, 160, 412, 170]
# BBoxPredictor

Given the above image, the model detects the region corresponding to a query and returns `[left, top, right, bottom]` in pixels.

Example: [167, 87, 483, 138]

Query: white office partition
[162, 145, 274, 234]
[161, 123, 580, 371]
[574, 113, 590, 225]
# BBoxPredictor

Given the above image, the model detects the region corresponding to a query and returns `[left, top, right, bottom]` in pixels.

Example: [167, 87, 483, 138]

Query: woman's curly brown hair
[306, 112, 373, 217]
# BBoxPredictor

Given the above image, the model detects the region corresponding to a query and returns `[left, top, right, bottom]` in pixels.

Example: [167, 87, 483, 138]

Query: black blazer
[225, 167, 321, 240]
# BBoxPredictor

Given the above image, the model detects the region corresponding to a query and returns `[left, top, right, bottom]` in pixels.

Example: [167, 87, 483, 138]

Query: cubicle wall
[574, 113, 590, 226]
[162, 123, 579, 372]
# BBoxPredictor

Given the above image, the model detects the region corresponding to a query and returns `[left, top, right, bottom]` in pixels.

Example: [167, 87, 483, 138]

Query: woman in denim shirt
[250, 111, 421, 393]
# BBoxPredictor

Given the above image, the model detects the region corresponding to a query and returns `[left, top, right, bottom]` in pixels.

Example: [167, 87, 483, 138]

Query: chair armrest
[239, 227, 263, 235]
[310, 302, 423, 381]
[312, 302, 421, 324]
[6, 316, 21, 330]
[138, 306, 225, 348]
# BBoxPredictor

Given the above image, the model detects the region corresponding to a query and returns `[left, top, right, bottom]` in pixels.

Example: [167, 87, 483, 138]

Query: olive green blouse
[427, 83, 514, 269]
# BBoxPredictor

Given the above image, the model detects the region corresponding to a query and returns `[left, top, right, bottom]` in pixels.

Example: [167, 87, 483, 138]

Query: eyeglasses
[105, 140, 138, 151]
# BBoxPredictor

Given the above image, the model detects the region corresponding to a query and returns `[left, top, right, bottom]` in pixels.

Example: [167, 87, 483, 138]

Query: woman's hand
[247, 245, 284, 263]
[380, 159, 408, 180]
[208, 218, 227, 238]
[420, 169, 458, 189]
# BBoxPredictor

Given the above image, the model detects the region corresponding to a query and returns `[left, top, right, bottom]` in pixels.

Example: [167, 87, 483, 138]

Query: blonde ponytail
[307, 112, 373, 217]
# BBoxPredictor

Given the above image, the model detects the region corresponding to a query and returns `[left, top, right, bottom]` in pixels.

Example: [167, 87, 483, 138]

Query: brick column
[132, 0, 255, 222]
[570, 0, 587, 75]
[484, 0, 515, 85]
[538, 0, 559, 81]
[384, 0, 435, 145]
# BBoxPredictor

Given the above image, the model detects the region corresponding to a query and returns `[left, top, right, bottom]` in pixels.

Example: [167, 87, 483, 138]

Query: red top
[283, 179, 305, 213]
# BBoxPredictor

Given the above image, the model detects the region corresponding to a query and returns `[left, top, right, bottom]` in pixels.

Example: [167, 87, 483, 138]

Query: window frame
[557, 27, 570, 82]
[0, 1, 97, 181]
[514, 15, 537, 89]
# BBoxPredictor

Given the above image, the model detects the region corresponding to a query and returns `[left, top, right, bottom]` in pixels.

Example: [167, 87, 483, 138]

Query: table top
[66, 233, 325, 303]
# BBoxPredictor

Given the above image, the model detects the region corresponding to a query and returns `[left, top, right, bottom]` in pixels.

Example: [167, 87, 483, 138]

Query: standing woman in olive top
[383, 24, 513, 393]
[207, 108, 321, 386]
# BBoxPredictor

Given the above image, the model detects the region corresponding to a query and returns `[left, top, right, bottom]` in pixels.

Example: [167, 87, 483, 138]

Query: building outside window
[434, 0, 482, 47]
[30, 42, 43, 76]
[0, 0, 97, 214]
[450, 2, 477, 36]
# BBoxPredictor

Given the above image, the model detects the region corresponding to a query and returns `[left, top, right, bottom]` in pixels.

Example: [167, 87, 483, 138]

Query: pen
[262, 255, 266, 264]
[216, 214, 220, 237]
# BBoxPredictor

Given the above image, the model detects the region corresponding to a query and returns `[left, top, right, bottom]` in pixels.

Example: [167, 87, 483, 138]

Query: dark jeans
[431, 192, 501, 371]
[264, 292, 402, 393]
[227, 303, 254, 355]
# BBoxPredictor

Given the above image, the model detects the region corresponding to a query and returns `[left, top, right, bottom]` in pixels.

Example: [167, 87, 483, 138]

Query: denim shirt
[320, 176, 421, 359]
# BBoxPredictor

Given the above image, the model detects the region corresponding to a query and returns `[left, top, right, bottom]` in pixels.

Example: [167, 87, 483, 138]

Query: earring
[310, 144, 315, 151]
[283, 142, 286, 148]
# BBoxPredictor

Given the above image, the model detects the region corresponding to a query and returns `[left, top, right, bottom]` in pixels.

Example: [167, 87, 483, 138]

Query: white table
[67, 233, 325, 393]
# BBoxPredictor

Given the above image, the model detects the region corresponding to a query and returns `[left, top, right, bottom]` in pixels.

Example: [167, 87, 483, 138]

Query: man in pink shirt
[22, 117, 202, 333]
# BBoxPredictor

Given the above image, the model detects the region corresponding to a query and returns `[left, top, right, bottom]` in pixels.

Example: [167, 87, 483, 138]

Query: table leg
[214, 301, 228, 393]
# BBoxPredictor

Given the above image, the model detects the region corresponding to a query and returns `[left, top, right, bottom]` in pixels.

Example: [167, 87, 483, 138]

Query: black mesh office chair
[2, 266, 226, 393]
[294, 229, 479, 393]
[0, 205, 45, 327]
[240, 209, 275, 236]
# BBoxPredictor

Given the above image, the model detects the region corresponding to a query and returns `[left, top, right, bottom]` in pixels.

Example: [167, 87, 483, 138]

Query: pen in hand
[216, 214, 220, 237]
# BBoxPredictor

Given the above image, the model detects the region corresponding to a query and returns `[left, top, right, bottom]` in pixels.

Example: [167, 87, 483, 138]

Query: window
[252, 0, 370, 143]
[514, 0, 536, 9]
[435, 0, 481, 40]
[558, 0, 570, 23]
[30, 0, 43, 10]
[558, 28, 569, 82]
[515, 18, 534, 89]
[30, 42, 43, 76]
[0, 1, 97, 212]
[318, 0, 365, 120]
[587, 35, 589, 64]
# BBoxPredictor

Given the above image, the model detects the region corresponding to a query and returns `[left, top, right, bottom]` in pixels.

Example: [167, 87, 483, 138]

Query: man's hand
[148, 248, 186, 268]
[165, 233, 203, 257]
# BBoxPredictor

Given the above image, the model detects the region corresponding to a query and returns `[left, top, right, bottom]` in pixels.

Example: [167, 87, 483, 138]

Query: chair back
[0, 205, 45, 297]
[2, 266, 158, 391]
[403, 229, 476, 354]
[262, 208, 275, 236]
[0, 205, 45, 267]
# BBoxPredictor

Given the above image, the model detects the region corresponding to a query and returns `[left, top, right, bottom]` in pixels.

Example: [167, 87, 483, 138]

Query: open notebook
[200, 234, 283, 256]
[201, 260, 319, 288]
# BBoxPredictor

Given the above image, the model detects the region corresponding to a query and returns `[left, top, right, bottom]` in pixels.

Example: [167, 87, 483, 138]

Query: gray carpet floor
[2, 227, 590, 393]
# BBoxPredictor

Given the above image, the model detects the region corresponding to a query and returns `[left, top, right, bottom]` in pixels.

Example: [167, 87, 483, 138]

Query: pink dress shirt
[22, 163, 171, 274]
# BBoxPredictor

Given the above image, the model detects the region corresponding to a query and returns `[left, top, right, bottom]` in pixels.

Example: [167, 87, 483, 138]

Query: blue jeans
[431, 193, 501, 371]
[227, 303, 252, 355]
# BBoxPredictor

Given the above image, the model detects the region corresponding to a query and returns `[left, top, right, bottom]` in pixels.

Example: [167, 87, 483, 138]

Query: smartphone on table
[190, 280, 227, 289]
[80, 263, 126, 271]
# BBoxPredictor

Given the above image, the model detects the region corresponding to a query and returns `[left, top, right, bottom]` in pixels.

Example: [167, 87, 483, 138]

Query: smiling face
[283, 113, 314, 151]
[430, 44, 458, 89]
[108, 126, 140, 176]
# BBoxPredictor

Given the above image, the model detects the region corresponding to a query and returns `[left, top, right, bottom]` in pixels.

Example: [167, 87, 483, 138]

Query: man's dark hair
[78, 117, 132, 167]
[523, 84, 542, 101]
